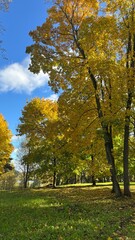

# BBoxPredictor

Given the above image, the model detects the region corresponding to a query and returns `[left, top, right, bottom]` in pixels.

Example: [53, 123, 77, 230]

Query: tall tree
[26, 0, 125, 196]
[104, 0, 135, 196]
[122, 1, 135, 197]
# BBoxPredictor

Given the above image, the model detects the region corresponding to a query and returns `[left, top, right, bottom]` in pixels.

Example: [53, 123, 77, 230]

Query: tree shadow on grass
[0, 188, 135, 240]
[0, 198, 115, 240]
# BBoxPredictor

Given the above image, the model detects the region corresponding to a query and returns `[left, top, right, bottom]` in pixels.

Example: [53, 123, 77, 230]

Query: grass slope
[0, 185, 135, 240]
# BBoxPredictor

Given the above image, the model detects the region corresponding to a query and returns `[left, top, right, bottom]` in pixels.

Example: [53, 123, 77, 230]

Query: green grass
[0, 185, 135, 240]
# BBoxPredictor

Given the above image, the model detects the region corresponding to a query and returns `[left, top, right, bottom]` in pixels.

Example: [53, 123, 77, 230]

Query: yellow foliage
[25, 0, 135, 191]
[0, 114, 13, 173]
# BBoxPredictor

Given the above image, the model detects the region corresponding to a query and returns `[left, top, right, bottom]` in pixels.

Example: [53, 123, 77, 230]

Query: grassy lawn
[0, 185, 135, 240]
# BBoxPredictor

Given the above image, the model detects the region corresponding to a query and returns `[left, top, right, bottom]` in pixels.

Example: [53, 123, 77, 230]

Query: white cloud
[47, 94, 58, 101]
[12, 135, 21, 142]
[0, 57, 49, 93]
[11, 135, 23, 142]
[12, 147, 19, 155]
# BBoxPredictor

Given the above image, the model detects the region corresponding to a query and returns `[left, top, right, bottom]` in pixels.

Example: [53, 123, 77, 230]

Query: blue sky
[0, 0, 57, 163]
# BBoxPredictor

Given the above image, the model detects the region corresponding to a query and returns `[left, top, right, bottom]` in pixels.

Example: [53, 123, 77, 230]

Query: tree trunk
[72, 29, 122, 197]
[80, 172, 83, 183]
[53, 171, 56, 188]
[87, 69, 122, 197]
[91, 155, 96, 186]
[123, 122, 131, 196]
[56, 174, 61, 186]
[92, 175, 96, 186]
[104, 137, 122, 197]
[24, 164, 29, 188]
[122, 28, 135, 197]
[123, 88, 132, 197]
[74, 174, 77, 184]
[52, 158, 57, 188]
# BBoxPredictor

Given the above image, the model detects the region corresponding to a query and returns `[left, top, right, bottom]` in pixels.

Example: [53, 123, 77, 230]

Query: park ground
[0, 184, 135, 240]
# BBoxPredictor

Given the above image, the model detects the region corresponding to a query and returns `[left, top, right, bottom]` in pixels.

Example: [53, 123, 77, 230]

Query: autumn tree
[104, 0, 135, 196]
[26, 0, 128, 196]
[17, 98, 64, 188]
[120, 0, 134, 197]
[17, 97, 88, 187]
[17, 95, 113, 187]
[58, 89, 110, 184]
[0, 114, 13, 174]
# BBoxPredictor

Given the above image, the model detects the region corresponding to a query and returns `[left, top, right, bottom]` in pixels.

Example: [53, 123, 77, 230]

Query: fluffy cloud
[47, 94, 58, 101]
[0, 57, 49, 93]
[11, 147, 19, 156]
[11, 135, 24, 143]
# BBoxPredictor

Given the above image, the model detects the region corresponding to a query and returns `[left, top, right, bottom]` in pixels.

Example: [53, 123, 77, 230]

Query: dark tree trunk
[80, 172, 83, 183]
[52, 158, 57, 188]
[56, 174, 61, 186]
[123, 29, 135, 197]
[104, 136, 122, 197]
[88, 69, 122, 197]
[74, 174, 77, 184]
[92, 175, 96, 186]
[72, 26, 122, 197]
[91, 154, 96, 186]
[123, 122, 131, 196]
[53, 171, 56, 188]
[24, 164, 29, 188]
